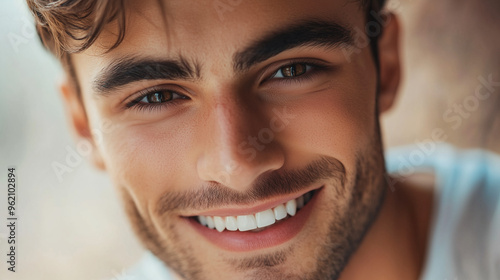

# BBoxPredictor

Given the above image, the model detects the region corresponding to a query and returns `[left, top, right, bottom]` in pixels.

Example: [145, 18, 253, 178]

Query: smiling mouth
[191, 190, 316, 232]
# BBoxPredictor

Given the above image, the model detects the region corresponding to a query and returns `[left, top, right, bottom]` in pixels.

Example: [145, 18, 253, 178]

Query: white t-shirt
[386, 143, 500, 280]
[125, 143, 500, 280]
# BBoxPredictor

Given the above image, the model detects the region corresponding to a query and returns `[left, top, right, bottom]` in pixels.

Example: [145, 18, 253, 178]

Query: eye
[272, 63, 311, 79]
[139, 90, 173, 104]
[126, 88, 189, 111]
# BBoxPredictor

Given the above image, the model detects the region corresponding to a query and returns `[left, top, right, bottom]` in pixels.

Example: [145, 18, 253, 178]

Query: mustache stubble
[155, 156, 346, 216]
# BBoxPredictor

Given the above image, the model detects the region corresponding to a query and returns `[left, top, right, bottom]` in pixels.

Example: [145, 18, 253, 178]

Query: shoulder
[386, 143, 500, 280]
[386, 143, 500, 213]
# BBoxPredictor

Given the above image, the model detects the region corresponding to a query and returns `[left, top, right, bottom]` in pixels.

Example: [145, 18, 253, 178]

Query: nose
[197, 95, 285, 192]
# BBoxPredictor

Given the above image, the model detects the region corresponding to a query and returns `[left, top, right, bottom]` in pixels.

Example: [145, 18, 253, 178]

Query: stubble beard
[119, 129, 388, 280]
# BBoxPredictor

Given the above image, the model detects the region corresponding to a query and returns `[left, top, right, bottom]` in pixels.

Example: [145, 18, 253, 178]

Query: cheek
[94, 115, 200, 206]
[277, 73, 377, 168]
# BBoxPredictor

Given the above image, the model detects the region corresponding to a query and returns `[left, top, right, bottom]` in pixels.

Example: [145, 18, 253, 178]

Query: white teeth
[255, 209, 276, 228]
[206, 216, 215, 229]
[225, 216, 238, 231]
[296, 195, 304, 209]
[198, 215, 207, 226]
[286, 199, 297, 216]
[213, 216, 225, 232]
[196, 191, 314, 231]
[237, 215, 258, 231]
[273, 204, 287, 220]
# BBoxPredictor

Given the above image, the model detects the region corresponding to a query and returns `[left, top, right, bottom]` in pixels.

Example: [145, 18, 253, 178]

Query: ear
[377, 13, 401, 114]
[59, 77, 106, 170]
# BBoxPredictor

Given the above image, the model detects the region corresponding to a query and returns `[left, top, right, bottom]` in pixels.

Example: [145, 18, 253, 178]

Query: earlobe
[59, 77, 106, 170]
[377, 13, 401, 114]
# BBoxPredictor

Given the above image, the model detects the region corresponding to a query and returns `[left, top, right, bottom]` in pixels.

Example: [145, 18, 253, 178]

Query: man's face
[69, 0, 392, 279]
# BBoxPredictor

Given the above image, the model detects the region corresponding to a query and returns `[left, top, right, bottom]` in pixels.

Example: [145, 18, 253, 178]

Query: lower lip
[184, 188, 321, 252]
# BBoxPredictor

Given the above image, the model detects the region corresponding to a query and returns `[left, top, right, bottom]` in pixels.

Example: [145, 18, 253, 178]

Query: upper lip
[182, 185, 321, 217]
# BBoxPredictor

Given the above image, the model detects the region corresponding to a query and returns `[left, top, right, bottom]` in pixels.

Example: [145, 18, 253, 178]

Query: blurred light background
[0, 0, 498, 279]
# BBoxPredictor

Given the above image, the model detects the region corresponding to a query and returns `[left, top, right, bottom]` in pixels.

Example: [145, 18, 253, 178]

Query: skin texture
[60, 0, 432, 279]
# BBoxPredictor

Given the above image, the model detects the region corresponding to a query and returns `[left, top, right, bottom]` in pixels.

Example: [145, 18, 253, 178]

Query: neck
[339, 173, 434, 280]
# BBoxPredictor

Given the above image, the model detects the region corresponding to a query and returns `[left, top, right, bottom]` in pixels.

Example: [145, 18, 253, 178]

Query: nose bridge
[212, 96, 261, 178]
[197, 93, 285, 190]
[214, 96, 251, 152]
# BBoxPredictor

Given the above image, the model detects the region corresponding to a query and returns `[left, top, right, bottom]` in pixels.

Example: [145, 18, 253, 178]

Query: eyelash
[124, 60, 327, 112]
[263, 60, 329, 85]
[125, 87, 188, 112]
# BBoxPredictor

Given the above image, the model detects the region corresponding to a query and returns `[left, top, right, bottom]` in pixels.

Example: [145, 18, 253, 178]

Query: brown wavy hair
[27, 0, 125, 58]
[27, 0, 386, 59]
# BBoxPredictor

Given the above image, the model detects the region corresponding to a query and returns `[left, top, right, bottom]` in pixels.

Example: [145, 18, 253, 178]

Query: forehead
[73, 0, 365, 90]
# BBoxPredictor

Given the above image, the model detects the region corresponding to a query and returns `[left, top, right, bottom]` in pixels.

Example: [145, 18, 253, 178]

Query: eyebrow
[93, 57, 201, 95]
[233, 20, 353, 71]
[93, 20, 352, 96]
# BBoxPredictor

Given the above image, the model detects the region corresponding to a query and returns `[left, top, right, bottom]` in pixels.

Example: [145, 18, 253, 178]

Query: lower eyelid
[126, 98, 184, 113]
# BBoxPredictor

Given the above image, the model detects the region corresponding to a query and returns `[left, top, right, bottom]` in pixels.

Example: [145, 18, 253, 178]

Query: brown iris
[146, 91, 172, 103]
[279, 63, 307, 78]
